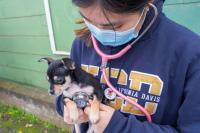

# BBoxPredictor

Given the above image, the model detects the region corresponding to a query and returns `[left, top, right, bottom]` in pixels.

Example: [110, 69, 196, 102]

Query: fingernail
[89, 100, 92, 104]
[84, 108, 88, 114]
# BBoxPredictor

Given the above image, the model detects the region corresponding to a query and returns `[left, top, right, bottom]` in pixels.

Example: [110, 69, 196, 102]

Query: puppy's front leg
[89, 95, 100, 124]
[64, 98, 81, 133]
[64, 98, 79, 124]
[74, 124, 81, 133]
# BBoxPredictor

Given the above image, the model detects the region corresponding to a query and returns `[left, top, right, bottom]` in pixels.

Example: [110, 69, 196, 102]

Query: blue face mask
[84, 8, 146, 47]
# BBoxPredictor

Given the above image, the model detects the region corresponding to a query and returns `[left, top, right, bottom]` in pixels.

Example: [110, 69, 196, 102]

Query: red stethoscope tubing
[102, 69, 152, 122]
[92, 36, 152, 122]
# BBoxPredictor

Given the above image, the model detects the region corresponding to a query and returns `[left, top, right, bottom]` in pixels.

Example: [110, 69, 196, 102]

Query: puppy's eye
[54, 76, 58, 80]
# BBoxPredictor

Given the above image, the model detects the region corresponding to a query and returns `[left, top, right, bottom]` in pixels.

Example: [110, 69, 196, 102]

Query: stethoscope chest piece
[104, 88, 117, 100]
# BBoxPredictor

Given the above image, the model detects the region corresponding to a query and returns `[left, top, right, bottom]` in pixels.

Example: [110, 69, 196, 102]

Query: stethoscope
[91, 3, 158, 122]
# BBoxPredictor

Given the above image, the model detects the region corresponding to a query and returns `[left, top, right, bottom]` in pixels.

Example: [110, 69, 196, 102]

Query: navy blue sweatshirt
[55, 0, 200, 132]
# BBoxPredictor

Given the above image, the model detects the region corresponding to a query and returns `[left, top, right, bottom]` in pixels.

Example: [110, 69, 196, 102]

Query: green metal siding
[49, 0, 80, 51]
[164, 0, 200, 35]
[0, 0, 51, 89]
[0, 0, 199, 90]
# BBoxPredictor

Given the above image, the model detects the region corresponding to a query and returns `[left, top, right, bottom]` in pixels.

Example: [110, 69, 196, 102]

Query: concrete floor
[0, 79, 72, 131]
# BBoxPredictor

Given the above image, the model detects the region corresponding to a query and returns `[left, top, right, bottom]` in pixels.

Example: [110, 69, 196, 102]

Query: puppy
[39, 57, 105, 133]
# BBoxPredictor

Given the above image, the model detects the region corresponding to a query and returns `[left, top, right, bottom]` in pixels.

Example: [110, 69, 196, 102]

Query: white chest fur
[63, 83, 94, 98]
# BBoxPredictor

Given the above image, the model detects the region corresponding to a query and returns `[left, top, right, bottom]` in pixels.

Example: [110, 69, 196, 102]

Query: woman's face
[79, 4, 147, 32]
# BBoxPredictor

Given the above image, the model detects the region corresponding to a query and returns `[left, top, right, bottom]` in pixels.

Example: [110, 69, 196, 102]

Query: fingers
[86, 100, 106, 113]
[88, 100, 113, 111]
[89, 96, 100, 124]
[84, 99, 92, 115]
[64, 105, 89, 124]
[79, 109, 89, 123]
[63, 105, 71, 123]
[99, 103, 112, 111]
[84, 106, 90, 115]
[63, 99, 112, 124]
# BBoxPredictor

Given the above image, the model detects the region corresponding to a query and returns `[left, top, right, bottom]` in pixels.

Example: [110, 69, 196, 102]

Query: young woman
[56, 0, 200, 132]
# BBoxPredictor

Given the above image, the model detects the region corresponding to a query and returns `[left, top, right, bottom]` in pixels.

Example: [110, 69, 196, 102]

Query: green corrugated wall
[0, 0, 199, 90]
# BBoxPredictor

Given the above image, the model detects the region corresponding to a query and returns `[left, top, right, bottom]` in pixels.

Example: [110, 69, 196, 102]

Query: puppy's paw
[89, 112, 100, 124]
[69, 109, 79, 123]
[67, 101, 79, 124]
[89, 97, 100, 124]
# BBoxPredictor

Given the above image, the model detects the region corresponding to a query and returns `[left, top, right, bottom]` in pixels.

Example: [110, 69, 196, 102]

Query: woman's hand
[63, 100, 89, 124]
[84, 101, 115, 133]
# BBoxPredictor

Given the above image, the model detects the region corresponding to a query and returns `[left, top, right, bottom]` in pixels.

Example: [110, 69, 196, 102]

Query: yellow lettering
[129, 71, 163, 96]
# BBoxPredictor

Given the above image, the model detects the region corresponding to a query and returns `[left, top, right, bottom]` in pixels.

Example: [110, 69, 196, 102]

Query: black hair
[72, 0, 149, 13]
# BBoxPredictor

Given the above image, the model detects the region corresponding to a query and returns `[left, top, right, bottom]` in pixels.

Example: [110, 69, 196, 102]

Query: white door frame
[44, 0, 70, 56]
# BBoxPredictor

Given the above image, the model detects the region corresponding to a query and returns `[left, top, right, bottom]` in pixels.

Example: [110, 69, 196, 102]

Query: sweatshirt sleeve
[104, 110, 178, 133]
[55, 94, 64, 117]
[104, 53, 200, 133]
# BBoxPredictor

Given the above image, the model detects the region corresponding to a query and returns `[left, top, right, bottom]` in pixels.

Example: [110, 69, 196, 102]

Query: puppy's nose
[49, 84, 55, 95]
[48, 89, 55, 95]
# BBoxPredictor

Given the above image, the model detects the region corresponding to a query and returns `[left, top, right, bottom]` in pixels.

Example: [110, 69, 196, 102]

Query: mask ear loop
[138, 7, 150, 29]
[130, 3, 158, 46]
[132, 6, 148, 30]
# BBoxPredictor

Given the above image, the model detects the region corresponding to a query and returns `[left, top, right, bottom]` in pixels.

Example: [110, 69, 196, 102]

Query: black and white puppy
[39, 57, 105, 133]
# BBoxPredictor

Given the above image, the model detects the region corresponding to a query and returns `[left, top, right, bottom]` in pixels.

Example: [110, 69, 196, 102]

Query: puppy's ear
[69, 62, 76, 70]
[62, 58, 76, 70]
[38, 57, 54, 65]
